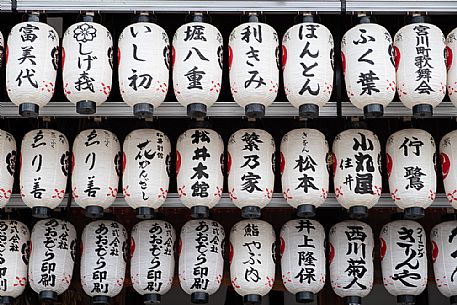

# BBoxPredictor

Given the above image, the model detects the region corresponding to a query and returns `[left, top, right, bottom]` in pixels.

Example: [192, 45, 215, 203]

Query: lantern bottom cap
[39, 290, 58, 303]
[191, 206, 210, 219]
[349, 206, 368, 219]
[0, 296, 14, 305]
[344, 296, 362, 305]
[243, 294, 262, 305]
[133, 103, 154, 119]
[245, 104, 265, 119]
[143, 293, 161, 304]
[76, 100, 96, 115]
[450, 295, 457, 305]
[412, 104, 433, 118]
[404, 207, 425, 220]
[19, 103, 39, 118]
[32, 206, 52, 219]
[241, 206, 261, 219]
[191, 292, 209, 304]
[187, 103, 207, 119]
[85, 206, 104, 219]
[363, 104, 383, 118]
[397, 295, 415, 305]
[296, 291, 314, 303]
[92, 295, 110, 305]
[299, 104, 319, 119]
[136, 207, 155, 219]
[296, 204, 316, 218]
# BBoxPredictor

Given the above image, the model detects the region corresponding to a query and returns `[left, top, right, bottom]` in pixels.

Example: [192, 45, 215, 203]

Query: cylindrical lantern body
[342, 23, 395, 116]
[72, 129, 121, 218]
[130, 220, 176, 304]
[81, 220, 127, 304]
[332, 129, 382, 218]
[179, 219, 225, 303]
[394, 23, 446, 116]
[0, 130, 16, 209]
[62, 21, 113, 114]
[386, 129, 436, 219]
[118, 22, 169, 117]
[29, 219, 76, 302]
[282, 22, 334, 117]
[329, 220, 374, 305]
[230, 219, 276, 305]
[229, 22, 279, 118]
[227, 129, 275, 218]
[447, 29, 457, 107]
[123, 129, 171, 218]
[380, 220, 427, 303]
[176, 128, 224, 218]
[280, 219, 325, 303]
[440, 130, 457, 208]
[20, 129, 69, 218]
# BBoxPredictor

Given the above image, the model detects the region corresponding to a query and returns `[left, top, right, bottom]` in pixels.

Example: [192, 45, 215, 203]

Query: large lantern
[394, 17, 446, 117]
[172, 13, 223, 118]
[81, 220, 127, 305]
[329, 220, 374, 305]
[62, 14, 113, 115]
[282, 15, 334, 118]
[440, 130, 457, 208]
[341, 17, 395, 117]
[20, 129, 69, 218]
[29, 219, 76, 302]
[118, 14, 169, 118]
[386, 129, 436, 219]
[179, 219, 224, 303]
[280, 219, 325, 303]
[0, 130, 16, 209]
[447, 28, 457, 107]
[131, 220, 176, 304]
[333, 129, 382, 219]
[0, 220, 30, 305]
[176, 128, 224, 218]
[72, 129, 121, 219]
[280, 128, 329, 217]
[6, 14, 59, 117]
[123, 129, 171, 219]
[227, 129, 275, 219]
[230, 219, 276, 305]
[380, 220, 427, 304]
[229, 14, 279, 118]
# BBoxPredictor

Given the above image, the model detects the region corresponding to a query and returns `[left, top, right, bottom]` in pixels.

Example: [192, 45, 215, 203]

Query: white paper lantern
[179, 219, 224, 303]
[6, 18, 59, 117]
[81, 220, 127, 304]
[282, 20, 334, 118]
[329, 220, 374, 305]
[118, 19, 169, 118]
[394, 22, 446, 116]
[333, 129, 382, 218]
[172, 19, 223, 118]
[72, 129, 120, 218]
[123, 129, 171, 219]
[280, 219, 325, 303]
[0, 130, 16, 209]
[386, 129, 436, 219]
[380, 220, 427, 304]
[440, 130, 457, 208]
[227, 129, 275, 218]
[62, 19, 113, 115]
[130, 220, 176, 304]
[0, 220, 30, 305]
[229, 20, 279, 118]
[447, 28, 457, 106]
[29, 219, 76, 302]
[230, 219, 276, 305]
[176, 128, 224, 218]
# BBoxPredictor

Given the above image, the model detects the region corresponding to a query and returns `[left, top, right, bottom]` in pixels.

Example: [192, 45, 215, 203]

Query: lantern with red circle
[447, 28, 457, 106]
[0, 130, 16, 209]
[440, 130, 457, 208]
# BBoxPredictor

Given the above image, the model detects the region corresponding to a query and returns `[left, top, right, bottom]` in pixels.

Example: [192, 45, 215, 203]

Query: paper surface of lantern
[72, 129, 121, 218]
[447, 29, 457, 106]
[333, 129, 382, 219]
[118, 20, 169, 118]
[394, 22, 446, 117]
[329, 220, 374, 305]
[229, 21, 279, 118]
[342, 22, 395, 117]
[6, 19, 59, 117]
[280, 128, 329, 217]
[440, 130, 457, 208]
[0, 220, 30, 305]
[227, 129, 275, 218]
[123, 129, 171, 219]
[380, 220, 427, 304]
[282, 21, 334, 118]
[172, 19, 223, 118]
[62, 20, 113, 114]
[176, 128, 224, 218]
[0, 130, 16, 209]
[179, 219, 224, 303]
[20, 129, 69, 218]
[280, 219, 325, 303]
[386, 129, 436, 219]
[81, 220, 127, 304]
[29, 219, 76, 302]
[0, 31, 4, 68]
[230, 219, 276, 305]
[130, 220, 176, 304]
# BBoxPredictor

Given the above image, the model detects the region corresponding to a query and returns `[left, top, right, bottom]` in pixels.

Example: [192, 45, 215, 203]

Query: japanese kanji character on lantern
[0, 130, 16, 209]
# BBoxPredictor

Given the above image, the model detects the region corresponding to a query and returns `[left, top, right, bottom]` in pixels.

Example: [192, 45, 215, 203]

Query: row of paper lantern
[1, 217, 456, 305]
[3, 12, 457, 118]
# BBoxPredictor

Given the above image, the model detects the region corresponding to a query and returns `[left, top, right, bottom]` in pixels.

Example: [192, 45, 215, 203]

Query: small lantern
[440, 130, 457, 208]
[0, 130, 16, 209]
[386, 129, 436, 219]
[176, 128, 224, 218]
[447, 28, 457, 106]
[131, 220, 176, 304]
[123, 129, 171, 219]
